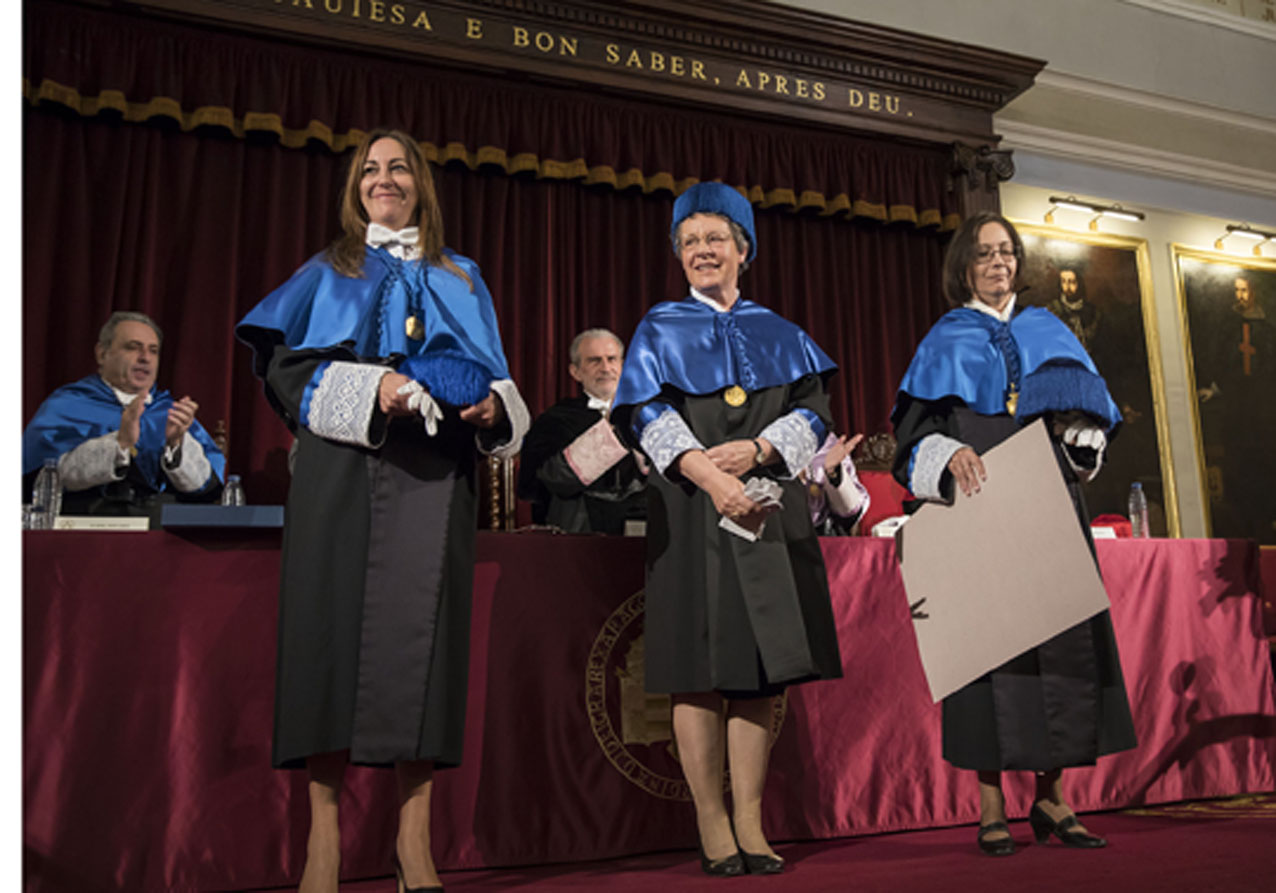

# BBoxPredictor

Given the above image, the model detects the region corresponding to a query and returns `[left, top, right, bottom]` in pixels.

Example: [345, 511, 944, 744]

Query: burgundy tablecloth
[23, 533, 1276, 891]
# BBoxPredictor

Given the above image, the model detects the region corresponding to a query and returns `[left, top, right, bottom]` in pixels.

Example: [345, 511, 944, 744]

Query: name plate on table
[53, 516, 151, 531]
[160, 505, 285, 528]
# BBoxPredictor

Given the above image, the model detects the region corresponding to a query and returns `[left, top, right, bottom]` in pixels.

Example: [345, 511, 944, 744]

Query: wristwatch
[752, 438, 766, 467]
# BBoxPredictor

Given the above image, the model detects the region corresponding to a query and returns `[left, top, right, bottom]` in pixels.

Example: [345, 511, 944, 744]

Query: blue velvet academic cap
[670, 182, 757, 262]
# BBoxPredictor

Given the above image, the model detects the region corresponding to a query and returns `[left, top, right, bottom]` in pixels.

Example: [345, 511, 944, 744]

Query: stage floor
[251, 794, 1276, 892]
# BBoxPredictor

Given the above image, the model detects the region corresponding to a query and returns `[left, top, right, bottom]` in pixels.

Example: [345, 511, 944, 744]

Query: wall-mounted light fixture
[1214, 223, 1275, 256]
[1044, 195, 1145, 230]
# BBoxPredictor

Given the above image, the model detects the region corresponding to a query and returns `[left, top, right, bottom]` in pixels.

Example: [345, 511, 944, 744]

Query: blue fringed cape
[613, 297, 836, 413]
[237, 247, 510, 407]
[22, 375, 226, 489]
[892, 306, 1122, 432]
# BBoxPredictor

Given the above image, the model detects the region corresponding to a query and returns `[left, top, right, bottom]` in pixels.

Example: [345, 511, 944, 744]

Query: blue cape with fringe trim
[893, 305, 1121, 431]
[236, 247, 509, 406]
[613, 297, 836, 409]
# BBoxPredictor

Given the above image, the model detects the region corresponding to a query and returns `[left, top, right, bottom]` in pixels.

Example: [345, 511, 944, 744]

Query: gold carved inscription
[263, 2, 910, 121]
[736, 68, 825, 101]
[847, 88, 901, 115]
[513, 26, 579, 55]
[605, 44, 706, 80]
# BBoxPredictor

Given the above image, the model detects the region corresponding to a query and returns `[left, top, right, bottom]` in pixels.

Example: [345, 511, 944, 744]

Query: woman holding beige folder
[891, 212, 1136, 856]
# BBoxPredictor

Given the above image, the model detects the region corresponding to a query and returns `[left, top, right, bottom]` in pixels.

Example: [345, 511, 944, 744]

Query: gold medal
[1005, 384, 1019, 416]
[723, 385, 747, 407]
[405, 315, 424, 340]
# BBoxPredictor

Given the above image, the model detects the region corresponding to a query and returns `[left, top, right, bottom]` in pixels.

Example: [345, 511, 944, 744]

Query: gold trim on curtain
[24, 76, 959, 230]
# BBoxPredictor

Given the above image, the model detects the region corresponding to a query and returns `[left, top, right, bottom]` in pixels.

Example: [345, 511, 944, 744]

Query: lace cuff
[758, 411, 819, 479]
[478, 379, 530, 460]
[911, 433, 965, 501]
[163, 431, 215, 492]
[303, 361, 387, 446]
[57, 432, 129, 491]
[639, 409, 706, 476]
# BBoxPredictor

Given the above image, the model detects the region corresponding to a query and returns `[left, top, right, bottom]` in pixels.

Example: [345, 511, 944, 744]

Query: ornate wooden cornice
[90, 0, 1042, 146]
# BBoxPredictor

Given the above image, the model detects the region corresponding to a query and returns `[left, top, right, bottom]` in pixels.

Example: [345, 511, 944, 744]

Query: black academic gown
[266, 345, 496, 768]
[892, 403, 1136, 771]
[517, 395, 647, 534]
[636, 377, 842, 696]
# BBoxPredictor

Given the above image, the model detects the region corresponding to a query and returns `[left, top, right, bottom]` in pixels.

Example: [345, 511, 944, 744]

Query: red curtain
[24, 0, 961, 226]
[23, 1, 953, 504]
[23, 108, 948, 503]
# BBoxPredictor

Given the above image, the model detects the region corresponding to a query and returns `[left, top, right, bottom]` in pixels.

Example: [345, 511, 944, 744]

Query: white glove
[396, 380, 443, 437]
[1053, 417, 1106, 481]
[1060, 419, 1106, 452]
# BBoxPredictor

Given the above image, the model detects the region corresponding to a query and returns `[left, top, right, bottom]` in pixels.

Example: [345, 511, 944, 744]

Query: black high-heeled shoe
[976, 821, 1017, 856]
[393, 854, 445, 892]
[740, 850, 785, 874]
[1028, 803, 1107, 848]
[699, 847, 746, 877]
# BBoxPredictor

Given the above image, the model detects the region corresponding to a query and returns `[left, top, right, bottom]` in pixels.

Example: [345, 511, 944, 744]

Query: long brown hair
[326, 128, 471, 289]
[941, 210, 1023, 306]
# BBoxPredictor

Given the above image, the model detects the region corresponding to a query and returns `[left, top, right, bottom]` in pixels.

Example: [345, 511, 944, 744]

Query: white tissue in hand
[742, 476, 784, 508]
[718, 477, 785, 541]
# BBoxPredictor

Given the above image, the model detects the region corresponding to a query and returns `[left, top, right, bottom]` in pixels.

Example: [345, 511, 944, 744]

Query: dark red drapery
[24, 1, 962, 225]
[23, 1, 953, 504]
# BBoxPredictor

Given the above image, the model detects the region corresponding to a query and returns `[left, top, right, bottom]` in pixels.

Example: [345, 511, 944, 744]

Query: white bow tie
[366, 222, 420, 248]
[587, 395, 612, 413]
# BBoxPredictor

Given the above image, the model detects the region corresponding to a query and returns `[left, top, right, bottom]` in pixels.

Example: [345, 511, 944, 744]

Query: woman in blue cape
[237, 129, 528, 892]
[612, 183, 841, 877]
[891, 212, 1136, 857]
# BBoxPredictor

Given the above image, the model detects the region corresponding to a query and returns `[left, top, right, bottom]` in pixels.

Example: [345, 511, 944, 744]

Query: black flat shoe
[741, 850, 785, 874]
[699, 847, 746, 877]
[977, 821, 1017, 856]
[1028, 803, 1107, 848]
[393, 855, 445, 892]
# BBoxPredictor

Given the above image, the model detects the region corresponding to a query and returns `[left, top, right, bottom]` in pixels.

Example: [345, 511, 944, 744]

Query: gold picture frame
[1172, 246, 1276, 544]
[1012, 222, 1178, 536]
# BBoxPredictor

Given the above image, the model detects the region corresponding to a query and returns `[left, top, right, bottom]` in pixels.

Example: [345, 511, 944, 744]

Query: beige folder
[897, 419, 1110, 702]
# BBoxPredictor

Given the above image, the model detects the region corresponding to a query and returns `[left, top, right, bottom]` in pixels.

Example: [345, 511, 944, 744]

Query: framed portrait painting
[1173, 247, 1276, 544]
[1012, 222, 1178, 536]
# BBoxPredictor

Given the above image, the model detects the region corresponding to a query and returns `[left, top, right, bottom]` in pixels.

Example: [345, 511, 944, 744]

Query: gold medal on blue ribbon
[1005, 384, 1019, 416]
[405, 315, 424, 340]
[723, 385, 747, 407]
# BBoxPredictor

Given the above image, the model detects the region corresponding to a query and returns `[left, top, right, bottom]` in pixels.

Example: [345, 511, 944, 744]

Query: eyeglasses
[974, 246, 1018, 265]
[678, 232, 734, 252]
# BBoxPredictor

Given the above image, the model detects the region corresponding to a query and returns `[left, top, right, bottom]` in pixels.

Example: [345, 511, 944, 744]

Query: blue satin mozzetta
[613, 297, 836, 416]
[236, 247, 511, 384]
[892, 306, 1121, 431]
[22, 375, 226, 487]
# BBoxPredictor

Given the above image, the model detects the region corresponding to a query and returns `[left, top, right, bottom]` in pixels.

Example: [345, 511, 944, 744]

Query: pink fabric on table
[23, 534, 1276, 890]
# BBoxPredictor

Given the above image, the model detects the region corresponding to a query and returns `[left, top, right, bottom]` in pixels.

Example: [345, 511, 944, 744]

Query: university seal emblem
[585, 589, 785, 800]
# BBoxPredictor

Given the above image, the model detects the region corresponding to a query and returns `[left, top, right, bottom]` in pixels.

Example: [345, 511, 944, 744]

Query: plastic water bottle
[221, 474, 246, 506]
[32, 458, 63, 529]
[1128, 482, 1150, 539]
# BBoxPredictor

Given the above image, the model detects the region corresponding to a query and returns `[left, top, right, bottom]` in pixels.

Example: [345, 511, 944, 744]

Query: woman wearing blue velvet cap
[891, 212, 1136, 857]
[237, 129, 529, 893]
[612, 182, 842, 877]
